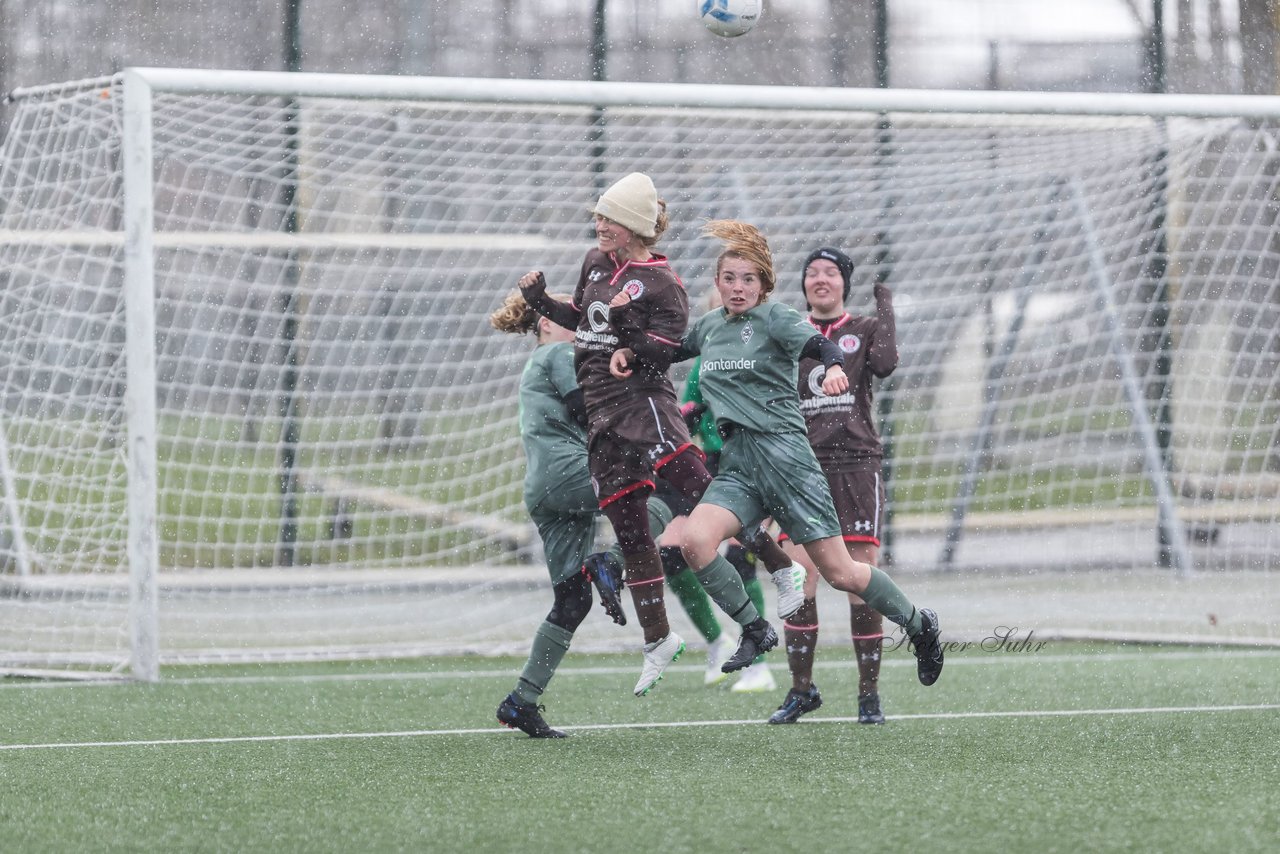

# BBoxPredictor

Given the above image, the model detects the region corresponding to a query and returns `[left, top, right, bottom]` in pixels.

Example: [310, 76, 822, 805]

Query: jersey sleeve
[866, 283, 899, 378]
[767, 302, 817, 358]
[677, 313, 705, 361]
[640, 278, 689, 349]
[572, 255, 591, 311]
[547, 343, 579, 400]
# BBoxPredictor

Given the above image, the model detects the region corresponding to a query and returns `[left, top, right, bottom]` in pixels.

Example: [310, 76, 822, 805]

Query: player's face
[715, 256, 764, 317]
[594, 214, 636, 256]
[803, 259, 844, 314]
[540, 316, 576, 344]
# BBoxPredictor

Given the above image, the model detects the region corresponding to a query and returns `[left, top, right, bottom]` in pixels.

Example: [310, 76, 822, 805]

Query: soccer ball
[699, 0, 762, 38]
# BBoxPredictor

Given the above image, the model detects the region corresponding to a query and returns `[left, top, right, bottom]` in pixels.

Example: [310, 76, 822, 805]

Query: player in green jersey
[660, 288, 779, 692]
[489, 290, 673, 737]
[612, 220, 944, 692]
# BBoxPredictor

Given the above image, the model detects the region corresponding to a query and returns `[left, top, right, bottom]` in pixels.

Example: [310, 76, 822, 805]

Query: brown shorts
[779, 463, 884, 546]
[588, 393, 695, 506]
[825, 465, 885, 545]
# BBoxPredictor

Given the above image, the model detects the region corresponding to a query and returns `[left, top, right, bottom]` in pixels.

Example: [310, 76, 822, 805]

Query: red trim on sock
[850, 633, 885, 641]
[785, 622, 820, 632]
[625, 576, 665, 588]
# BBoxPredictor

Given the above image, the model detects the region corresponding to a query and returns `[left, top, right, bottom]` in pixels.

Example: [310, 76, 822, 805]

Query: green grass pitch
[2, 643, 1278, 852]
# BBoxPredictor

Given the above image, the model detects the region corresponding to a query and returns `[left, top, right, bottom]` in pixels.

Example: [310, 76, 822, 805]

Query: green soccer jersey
[683, 301, 816, 436]
[518, 341, 587, 508]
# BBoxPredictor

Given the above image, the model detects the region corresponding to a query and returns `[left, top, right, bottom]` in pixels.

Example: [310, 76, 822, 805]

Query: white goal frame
[5, 68, 1280, 680]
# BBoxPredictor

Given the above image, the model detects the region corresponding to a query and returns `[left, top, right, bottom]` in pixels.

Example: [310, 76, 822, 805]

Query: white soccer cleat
[772, 563, 806, 619]
[730, 661, 777, 693]
[634, 632, 686, 696]
[704, 633, 736, 686]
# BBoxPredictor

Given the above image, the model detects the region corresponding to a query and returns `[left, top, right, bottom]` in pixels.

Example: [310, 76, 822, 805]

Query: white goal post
[2, 68, 1279, 680]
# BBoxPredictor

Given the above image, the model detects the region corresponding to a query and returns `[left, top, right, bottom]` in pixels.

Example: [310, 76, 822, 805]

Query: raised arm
[518, 271, 581, 332]
[866, 282, 899, 378]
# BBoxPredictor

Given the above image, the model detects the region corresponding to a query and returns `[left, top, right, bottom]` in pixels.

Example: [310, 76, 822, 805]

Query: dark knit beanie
[801, 247, 855, 306]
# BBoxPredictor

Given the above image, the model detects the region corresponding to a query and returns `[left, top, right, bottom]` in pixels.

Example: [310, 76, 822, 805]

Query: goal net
[2, 71, 1278, 678]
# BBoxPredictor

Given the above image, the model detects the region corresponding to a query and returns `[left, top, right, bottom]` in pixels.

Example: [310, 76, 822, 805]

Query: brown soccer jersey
[570, 248, 691, 438]
[796, 286, 899, 466]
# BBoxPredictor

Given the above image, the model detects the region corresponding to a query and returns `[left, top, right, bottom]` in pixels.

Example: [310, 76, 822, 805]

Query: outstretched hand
[610, 348, 635, 378]
[822, 365, 849, 396]
[518, 271, 545, 293]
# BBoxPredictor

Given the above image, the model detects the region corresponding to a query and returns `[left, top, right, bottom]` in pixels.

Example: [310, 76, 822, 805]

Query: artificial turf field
[2, 643, 1277, 852]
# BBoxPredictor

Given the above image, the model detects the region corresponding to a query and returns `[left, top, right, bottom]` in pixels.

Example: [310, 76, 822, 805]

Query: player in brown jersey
[518, 173, 804, 696]
[771, 247, 899, 725]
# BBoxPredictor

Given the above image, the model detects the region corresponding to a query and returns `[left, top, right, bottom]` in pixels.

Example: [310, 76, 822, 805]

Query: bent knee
[680, 532, 719, 568]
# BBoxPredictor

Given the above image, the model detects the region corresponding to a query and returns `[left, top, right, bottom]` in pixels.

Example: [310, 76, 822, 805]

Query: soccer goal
[2, 70, 1278, 679]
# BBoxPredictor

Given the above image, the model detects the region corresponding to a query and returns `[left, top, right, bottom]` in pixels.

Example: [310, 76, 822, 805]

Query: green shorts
[701, 427, 841, 545]
[526, 471, 599, 586]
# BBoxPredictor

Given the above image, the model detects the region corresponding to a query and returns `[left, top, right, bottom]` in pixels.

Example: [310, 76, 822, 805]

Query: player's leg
[584, 493, 676, 626]
[681, 499, 777, 674]
[801, 536, 943, 687]
[600, 485, 689, 696]
[768, 536, 823, 723]
[590, 433, 672, 641]
[847, 544, 885, 724]
[763, 434, 943, 687]
[660, 444, 805, 615]
[594, 444, 689, 696]
[649, 474, 729, 683]
[498, 505, 597, 738]
[828, 466, 887, 722]
[658, 515, 734, 685]
[591, 414, 693, 695]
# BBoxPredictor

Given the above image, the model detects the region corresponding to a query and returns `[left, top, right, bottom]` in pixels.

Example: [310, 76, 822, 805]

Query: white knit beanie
[593, 172, 659, 238]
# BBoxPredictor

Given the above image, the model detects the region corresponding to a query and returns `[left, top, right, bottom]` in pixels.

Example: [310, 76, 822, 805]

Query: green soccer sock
[743, 576, 768, 663]
[666, 565, 722, 643]
[514, 621, 574, 704]
[860, 566, 924, 636]
[693, 554, 760, 627]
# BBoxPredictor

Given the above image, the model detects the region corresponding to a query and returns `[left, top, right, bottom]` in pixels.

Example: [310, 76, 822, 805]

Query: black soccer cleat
[858, 692, 886, 724]
[721, 618, 778, 673]
[496, 692, 568, 739]
[909, 608, 944, 686]
[582, 551, 627, 626]
[767, 684, 823, 724]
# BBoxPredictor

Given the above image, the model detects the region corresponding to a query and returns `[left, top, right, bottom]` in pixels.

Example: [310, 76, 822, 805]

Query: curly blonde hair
[702, 219, 776, 302]
[489, 289, 572, 336]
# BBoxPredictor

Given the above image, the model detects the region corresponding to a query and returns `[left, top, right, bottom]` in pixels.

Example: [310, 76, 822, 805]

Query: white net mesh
[1, 74, 1277, 675]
